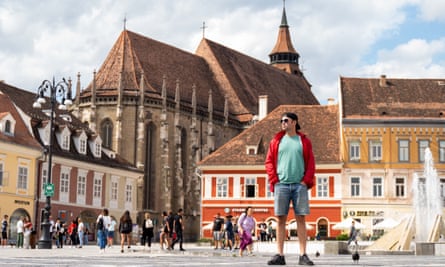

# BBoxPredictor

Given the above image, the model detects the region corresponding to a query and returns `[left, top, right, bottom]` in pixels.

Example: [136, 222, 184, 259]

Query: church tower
[269, 2, 302, 76]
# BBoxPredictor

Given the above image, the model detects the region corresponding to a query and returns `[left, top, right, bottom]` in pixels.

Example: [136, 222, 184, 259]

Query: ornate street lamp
[33, 77, 72, 249]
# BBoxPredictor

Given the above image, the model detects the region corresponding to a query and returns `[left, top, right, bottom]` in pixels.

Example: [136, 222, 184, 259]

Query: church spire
[269, 1, 302, 76]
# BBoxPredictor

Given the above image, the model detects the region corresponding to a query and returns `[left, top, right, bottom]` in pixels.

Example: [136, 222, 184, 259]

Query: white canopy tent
[373, 218, 400, 230]
[286, 221, 314, 230]
[333, 217, 366, 230]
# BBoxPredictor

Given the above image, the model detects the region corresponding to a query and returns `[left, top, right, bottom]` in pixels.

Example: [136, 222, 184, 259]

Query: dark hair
[282, 112, 301, 131]
[178, 208, 183, 213]
[244, 206, 252, 214]
[103, 208, 109, 216]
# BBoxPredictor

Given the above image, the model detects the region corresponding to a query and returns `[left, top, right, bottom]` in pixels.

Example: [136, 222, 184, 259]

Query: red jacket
[265, 130, 315, 192]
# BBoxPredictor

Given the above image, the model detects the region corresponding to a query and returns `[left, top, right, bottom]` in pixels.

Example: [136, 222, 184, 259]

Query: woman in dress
[238, 206, 255, 257]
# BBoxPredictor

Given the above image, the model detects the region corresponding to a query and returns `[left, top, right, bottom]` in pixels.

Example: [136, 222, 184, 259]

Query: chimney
[258, 95, 268, 120]
[379, 74, 388, 87]
[327, 97, 335, 105]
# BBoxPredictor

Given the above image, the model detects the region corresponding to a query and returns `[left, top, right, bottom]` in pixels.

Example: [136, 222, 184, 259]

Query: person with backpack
[119, 210, 133, 253]
[96, 208, 109, 253]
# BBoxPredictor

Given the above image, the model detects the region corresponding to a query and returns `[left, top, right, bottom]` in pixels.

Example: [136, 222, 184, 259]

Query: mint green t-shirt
[277, 135, 304, 184]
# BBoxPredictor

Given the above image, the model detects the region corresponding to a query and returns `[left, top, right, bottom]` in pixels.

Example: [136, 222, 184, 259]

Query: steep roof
[0, 81, 140, 172]
[196, 38, 319, 118]
[82, 29, 319, 123]
[83, 30, 225, 111]
[198, 104, 340, 166]
[0, 86, 41, 149]
[340, 76, 445, 119]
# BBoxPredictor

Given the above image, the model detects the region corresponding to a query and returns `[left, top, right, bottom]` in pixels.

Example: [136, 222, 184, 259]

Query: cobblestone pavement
[0, 242, 445, 266]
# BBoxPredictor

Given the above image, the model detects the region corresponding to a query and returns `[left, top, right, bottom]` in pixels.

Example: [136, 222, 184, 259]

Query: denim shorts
[274, 183, 310, 216]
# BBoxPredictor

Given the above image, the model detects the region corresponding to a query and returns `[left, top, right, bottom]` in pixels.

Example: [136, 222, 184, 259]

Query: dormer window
[0, 113, 16, 136]
[246, 145, 257, 155]
[89, 135, 102, 158]
[80, 138, 87, 154]
[56, 126, 71, 151]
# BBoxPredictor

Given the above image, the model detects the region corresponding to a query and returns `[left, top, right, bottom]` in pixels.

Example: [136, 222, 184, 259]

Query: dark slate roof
[198, 104, 340, 166]
[196, 38, 319, 117]
[340, 76, 445, 118]
[0, 81, 141, 173]
[81, 30, 319, 123]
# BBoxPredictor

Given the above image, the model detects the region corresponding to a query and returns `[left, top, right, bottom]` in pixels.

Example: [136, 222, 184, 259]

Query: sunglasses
[280, 118, 290, 123]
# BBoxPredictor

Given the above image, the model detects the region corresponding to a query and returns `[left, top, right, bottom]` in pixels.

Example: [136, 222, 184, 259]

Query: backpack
[97, 217, 104, 231]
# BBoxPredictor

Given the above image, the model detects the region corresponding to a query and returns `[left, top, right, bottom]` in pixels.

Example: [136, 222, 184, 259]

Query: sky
[1, 0, 445, 104]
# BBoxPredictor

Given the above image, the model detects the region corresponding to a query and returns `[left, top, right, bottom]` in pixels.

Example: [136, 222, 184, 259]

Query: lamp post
[33, 77, 72, 249]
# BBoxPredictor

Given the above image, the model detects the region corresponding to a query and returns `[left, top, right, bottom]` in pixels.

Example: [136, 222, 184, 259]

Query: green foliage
[336, 233, 349, 241]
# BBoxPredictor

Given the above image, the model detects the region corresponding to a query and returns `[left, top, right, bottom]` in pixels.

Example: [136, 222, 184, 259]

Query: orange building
[199, 104, 343, 239]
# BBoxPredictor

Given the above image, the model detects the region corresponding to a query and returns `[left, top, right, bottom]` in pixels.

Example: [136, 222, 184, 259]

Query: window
[349, 141, 360, 161]
[101, 119, 113, 148]
[0, 162, 3, 186]
[317, 176, 328, 197]
[369, 140, 382, 161]
[125, 183, 132, 202]
[17, 166, 28, 190]
[440, 179, 445, 206]
[60, 172, 69, 193]
[440, 141, 445, 163]
[77, 174, 86, 204]
[373, 177, 383, 197]
[395, 177, 405, 197]
[94, 177, 102, 198]
[5, 120, 11, 134]
[62, 134, 70, 150]
[245, 177, 256, 198]
[111, 181, 118, 201]
[418, 140, 429, 162]
[216, 177, 227, 198]
[398, 140, 409, 162]
[79, 138, 87, 154]
[95, 142, 101, 157]
[41, 167, 48, 199]
[351, 177, 360, 197]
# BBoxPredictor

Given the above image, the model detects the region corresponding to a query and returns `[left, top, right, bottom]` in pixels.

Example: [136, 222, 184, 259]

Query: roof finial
[123, 14, 127, 30]
[201, 21, 207, 38]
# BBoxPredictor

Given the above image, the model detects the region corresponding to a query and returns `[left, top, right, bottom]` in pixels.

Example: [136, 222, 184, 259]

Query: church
[72, 5, 319, 240]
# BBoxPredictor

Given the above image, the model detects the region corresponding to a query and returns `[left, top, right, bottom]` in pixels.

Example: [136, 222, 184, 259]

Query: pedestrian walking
[1, 215, 8, 247]
[77, 218, 85, 248]
[238, 207, 255, 257]
[96, 208, 108, 253]
[141, 212, 154, 250]
[171, 208, 185, 251]
[16, 216, 24, 248]
[119, 210, 133, 253]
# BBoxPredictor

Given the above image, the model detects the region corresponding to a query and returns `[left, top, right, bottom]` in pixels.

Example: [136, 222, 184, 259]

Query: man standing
[265, 112, 315, 266]
[212, 213, 224, 249]
[16, 216, 24, 248]
[171, 208, 185, 251]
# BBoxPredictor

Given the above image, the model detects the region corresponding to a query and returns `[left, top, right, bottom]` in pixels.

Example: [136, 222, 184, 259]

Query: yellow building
[339, 75, 445, 237]
[0, 91, 41, 243]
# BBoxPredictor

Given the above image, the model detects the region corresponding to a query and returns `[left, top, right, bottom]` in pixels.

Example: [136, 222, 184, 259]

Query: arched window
[100, 119, 113, 148]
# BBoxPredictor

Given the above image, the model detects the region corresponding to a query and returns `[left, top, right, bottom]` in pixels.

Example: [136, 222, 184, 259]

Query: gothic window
[100, 119, 113, 149]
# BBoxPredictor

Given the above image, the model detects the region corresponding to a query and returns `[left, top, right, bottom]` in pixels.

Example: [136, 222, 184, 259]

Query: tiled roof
[196, 38, 319, 117]
[83, 30, 225, 112]
[82, 30, 319, 123]
[0, 81, 140, 172]
[0, 89, 41, 149]
[340, 76, 445, 118]
[198, 104, 340, 166]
